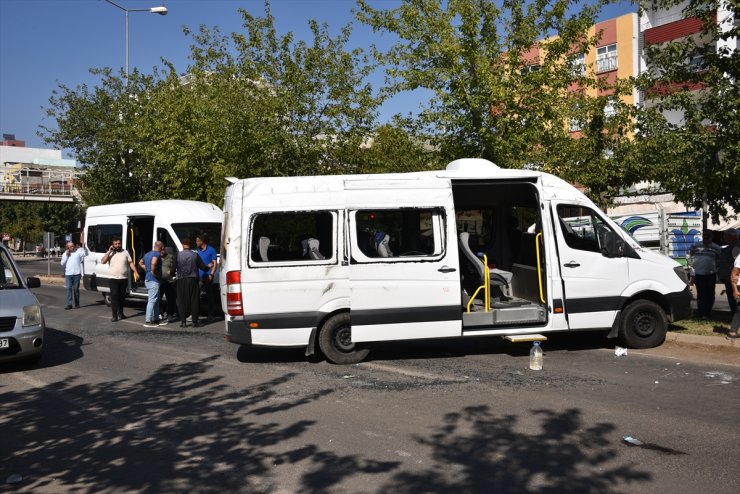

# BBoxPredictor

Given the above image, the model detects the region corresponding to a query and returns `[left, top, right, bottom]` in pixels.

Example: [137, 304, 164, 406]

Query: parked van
[83, 200, 222, 304]
[219, 159, 692, 364]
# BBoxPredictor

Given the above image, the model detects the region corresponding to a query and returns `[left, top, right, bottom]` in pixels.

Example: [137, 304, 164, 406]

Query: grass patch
[669, 318, 732, 337]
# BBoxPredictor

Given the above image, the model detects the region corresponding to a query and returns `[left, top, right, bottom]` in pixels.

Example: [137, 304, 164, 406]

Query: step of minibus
[504, 334, 547, 343]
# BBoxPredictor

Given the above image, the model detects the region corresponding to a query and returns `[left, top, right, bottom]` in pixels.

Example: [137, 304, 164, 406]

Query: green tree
[357, 0, 610, 168]
[635, 0, 739, 222]
[0, 201, 80, 251]
[41, 1, 384, 206]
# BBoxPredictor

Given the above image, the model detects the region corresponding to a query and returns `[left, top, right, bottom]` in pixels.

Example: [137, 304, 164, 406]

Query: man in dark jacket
[176, 237, 208, 327]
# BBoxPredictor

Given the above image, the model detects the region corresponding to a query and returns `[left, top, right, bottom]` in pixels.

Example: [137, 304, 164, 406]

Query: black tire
[619, 300, 667, 349]
[318, 313, 369, 365]
[103, 293, 112, 307]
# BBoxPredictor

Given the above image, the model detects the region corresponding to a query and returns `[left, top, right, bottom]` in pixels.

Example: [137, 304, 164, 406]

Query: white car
[0, 244, 45, 364]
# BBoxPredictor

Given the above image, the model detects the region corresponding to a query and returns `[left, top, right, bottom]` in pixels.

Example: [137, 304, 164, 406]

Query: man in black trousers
[176, 237, 208, 327]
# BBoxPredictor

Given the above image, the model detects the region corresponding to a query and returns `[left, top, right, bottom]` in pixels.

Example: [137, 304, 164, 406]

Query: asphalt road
[2, 282, 740, 494]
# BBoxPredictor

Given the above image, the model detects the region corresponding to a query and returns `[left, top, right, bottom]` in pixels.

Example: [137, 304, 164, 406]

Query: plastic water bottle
[529, 341, 543, 370]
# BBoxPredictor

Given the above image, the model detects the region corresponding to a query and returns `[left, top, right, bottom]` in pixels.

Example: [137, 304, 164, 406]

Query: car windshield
[0, 249, 22, 289]
[171, 222, 222, 252]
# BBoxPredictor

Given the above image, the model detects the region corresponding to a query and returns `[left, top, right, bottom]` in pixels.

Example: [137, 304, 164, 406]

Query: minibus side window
[250, 211, 334, 263]
[87, 224, 123, 253]
[157, 228, 178, 252]
[354, 208, 443, 259]
[556, 205, 615, 253]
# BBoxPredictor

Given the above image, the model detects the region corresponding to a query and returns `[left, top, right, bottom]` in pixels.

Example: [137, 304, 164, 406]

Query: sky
[0, 0, 634, 153]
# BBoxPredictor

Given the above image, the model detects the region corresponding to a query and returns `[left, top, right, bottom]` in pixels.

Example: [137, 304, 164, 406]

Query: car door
[345, 177, 462, 343]
[553, 203, 629, 330]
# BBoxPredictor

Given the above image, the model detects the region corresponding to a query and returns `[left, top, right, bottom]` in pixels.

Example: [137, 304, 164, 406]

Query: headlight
[23, 304, 42, 327]
[673, 266, 689, 286]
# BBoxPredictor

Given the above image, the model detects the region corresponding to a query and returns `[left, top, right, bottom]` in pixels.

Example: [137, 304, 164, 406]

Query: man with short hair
[176, 237, 208, 327]
[196, 234, 218, 323]
[101, 237, 139, 322]
[139, 241, 166, 327]
[60, 234, 88, 309]
[690, 230, 721, 319]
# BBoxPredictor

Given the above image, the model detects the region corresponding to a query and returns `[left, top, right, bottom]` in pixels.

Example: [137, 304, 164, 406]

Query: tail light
[226, 270, 243, 316]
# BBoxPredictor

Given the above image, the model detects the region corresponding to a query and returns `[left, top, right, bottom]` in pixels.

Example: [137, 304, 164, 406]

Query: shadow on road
[376, 406, 652, 493]
[1, 356, 653, 492]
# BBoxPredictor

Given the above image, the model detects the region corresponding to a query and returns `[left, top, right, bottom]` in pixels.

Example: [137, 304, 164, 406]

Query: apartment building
[639, 0, 736, 125]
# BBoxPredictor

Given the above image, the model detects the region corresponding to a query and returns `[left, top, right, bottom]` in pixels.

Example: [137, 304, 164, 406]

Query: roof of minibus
[86, 200, 222, 222]
[233, 159, 589, 206]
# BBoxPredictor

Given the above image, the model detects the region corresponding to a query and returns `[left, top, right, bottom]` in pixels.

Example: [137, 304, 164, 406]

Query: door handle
[563, 261, 580, 268]
[438, 266, 457, 273]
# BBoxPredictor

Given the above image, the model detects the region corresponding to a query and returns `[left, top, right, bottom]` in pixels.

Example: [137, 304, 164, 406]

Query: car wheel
[318, 313, 369, 365]
[103, 293, 112, 307]
[619, 300, 667, 349]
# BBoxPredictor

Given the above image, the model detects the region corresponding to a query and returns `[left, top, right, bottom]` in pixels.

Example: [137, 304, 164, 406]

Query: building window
[687, 53, 705, 72]
[521, 63, 541, 75]
[604, 97, 617, 119]
[571, 53, 585, 76]
[596, 44, 618, 73]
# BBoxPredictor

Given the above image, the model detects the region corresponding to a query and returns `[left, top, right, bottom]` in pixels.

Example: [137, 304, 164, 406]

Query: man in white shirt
[60, 234, 88, 309]
[728, 253, 740, 339]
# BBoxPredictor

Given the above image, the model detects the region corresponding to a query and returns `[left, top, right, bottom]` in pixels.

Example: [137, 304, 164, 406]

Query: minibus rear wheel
[318, 313, 370, 365]
[619, 300, 668, 349]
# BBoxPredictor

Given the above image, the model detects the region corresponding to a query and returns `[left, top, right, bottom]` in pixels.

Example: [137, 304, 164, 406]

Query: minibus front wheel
[619, 300, 668, 349]
[318, 313, 370, 365]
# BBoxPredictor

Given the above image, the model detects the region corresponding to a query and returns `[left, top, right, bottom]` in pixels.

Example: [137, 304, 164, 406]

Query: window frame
[248, 210, 338, 267]
[556, 204, 617, 254]
[349, 207, 447, 264]
[596, 43, 618, 73]
[86, 223, 124, 253]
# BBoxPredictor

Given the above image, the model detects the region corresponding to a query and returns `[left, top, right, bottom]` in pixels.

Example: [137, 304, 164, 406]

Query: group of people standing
[689, 229, 740, 338]
[94, 234, 219, 328]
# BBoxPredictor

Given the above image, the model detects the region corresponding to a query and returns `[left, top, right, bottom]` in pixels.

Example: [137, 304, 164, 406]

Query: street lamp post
[104, 0, 168, 78]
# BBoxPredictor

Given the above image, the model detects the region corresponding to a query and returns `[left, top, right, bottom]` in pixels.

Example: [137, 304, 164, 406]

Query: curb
[665, 331, 739, 351]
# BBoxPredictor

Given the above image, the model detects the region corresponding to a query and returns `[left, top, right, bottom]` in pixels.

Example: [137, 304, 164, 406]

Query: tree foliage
[0, 201, 81, 249]
[634, 0, 739, 222]
[358, 0, 606, 164]
[41, 1, 399, 206]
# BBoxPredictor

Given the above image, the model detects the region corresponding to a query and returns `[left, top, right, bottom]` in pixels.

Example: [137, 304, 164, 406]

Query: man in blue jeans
[60, 235, 88, 309]
[196, 234, 218, 323]
[139, 241, 166, 327]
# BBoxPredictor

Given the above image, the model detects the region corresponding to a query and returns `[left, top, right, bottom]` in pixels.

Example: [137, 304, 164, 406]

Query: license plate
[0, 339, 8, 349]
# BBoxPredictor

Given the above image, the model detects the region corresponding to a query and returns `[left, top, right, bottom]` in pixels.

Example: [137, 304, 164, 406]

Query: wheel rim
[333, 324, 355, 352]
[632, 310, 657, 338]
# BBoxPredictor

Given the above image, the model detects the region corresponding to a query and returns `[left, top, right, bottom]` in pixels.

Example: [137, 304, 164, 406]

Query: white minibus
[219, 159, 691, 364]
[83, 200, 222, 305]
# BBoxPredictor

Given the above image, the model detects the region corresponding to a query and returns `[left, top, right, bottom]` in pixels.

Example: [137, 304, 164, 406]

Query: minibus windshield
[172, 222, 221, 251]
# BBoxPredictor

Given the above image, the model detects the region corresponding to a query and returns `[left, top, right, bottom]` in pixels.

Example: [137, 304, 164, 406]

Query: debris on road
[623, 436, 644, 446]
[615, 347, 628, 357]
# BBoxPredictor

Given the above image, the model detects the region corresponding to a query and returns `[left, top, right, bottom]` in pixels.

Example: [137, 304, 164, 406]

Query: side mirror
[27, 276, 41, 288]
